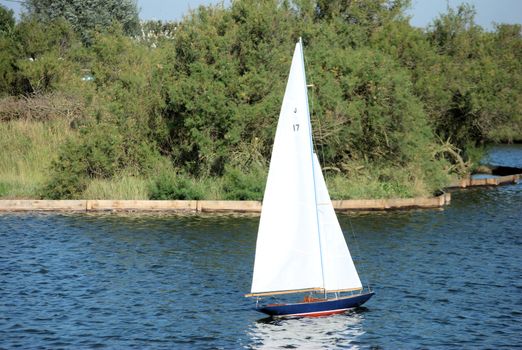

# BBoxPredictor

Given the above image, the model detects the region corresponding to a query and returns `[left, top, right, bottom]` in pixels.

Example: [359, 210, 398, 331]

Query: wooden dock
[0, 194, 451, 213]
[447, 174, 520, 189]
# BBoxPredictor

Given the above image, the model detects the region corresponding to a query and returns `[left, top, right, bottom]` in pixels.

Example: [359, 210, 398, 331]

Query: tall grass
[82, 175, 151, 200]
[84, 174, 228, 200]
[325, 162, 440, 200]
[327, 173, 414, 200]
[0, 119, 74, 198]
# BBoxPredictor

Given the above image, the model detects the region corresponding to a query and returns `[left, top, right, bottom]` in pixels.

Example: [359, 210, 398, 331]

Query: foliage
[161, 0, 296, 176]
[0, 5, 15, 33]
[222, 166, 266, 200]
[40, 140, 88, 199]
[41, 121, 162, 199]
[1, 0, 521, 200]
[149, 170, 204, 200]
[0, 34, 17, 96]
[0, 17, 79, 96]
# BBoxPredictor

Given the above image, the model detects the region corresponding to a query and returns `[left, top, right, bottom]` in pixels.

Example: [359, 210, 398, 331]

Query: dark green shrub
[222, 166, 265, 200]
[42, 122, 162, 199]
[40, 139, 88, 199]
[149, 171, 203, 200]
[40, 171, 88, 199]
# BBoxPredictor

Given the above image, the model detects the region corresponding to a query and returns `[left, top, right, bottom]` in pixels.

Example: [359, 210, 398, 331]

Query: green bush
[40, 138, 88, 199]
[11, 18, 78, 95]
[222, 166, 265, 200]
[40, 170, 87, 199]
[149, 171, 203, 200]
[41, 122, 162, 199]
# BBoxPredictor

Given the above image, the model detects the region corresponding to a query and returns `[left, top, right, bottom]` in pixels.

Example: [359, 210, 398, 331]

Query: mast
[299, 37, 327, 294]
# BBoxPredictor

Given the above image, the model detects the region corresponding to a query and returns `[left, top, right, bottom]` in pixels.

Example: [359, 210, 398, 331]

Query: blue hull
[256, 292, 374, 317]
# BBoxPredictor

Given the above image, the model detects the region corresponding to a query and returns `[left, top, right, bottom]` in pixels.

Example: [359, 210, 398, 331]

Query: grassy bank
[0, 119, 449, 200]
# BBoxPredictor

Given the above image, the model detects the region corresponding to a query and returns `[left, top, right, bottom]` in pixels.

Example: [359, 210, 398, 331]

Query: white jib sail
[250, 40, 324, 295]
[313, 154, 363, 292]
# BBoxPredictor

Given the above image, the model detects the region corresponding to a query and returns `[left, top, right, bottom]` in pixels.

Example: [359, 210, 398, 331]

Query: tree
[0, 5, 16, 95]
[424, 4, 522, 150]
[0, 5, 15, 34]
[156, 0, 449, 197]
[23, 0, 140, 43]
[8, 18, 78, 95]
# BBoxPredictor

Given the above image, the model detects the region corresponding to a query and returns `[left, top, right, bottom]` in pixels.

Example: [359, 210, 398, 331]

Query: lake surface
[1, 145, 521, 349]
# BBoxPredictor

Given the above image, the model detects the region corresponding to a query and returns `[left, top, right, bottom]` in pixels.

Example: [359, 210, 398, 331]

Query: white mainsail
[249, 39, 361, 296]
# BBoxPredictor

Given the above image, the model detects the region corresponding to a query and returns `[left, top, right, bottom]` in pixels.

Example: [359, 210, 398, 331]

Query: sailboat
[245, 38, 374, 317]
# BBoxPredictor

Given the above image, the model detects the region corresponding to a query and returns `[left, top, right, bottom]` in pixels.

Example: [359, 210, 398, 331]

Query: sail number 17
[293, 124, 300, 132]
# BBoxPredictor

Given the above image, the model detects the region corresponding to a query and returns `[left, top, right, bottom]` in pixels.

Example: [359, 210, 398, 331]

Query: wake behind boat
[245, 38, 374, 318]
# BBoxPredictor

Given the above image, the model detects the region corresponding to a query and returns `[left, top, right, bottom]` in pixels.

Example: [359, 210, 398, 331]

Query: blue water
[1, 146, 521, 349]
[484, 144, 522, 168]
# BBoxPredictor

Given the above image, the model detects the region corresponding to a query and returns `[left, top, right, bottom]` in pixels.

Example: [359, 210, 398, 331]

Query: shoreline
[0, 173, 519, 213]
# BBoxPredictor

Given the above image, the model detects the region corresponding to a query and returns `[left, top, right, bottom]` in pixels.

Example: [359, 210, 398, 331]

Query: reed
[193, 176, 226, 200]
[0, 119, 74, 198]
[326, 171, 417, 200]
[83, 174, 227, 200]
[82, 175, 151, 200]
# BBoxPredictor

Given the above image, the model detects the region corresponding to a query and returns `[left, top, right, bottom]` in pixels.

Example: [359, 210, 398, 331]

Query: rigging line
[346, 214, 372, 291]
